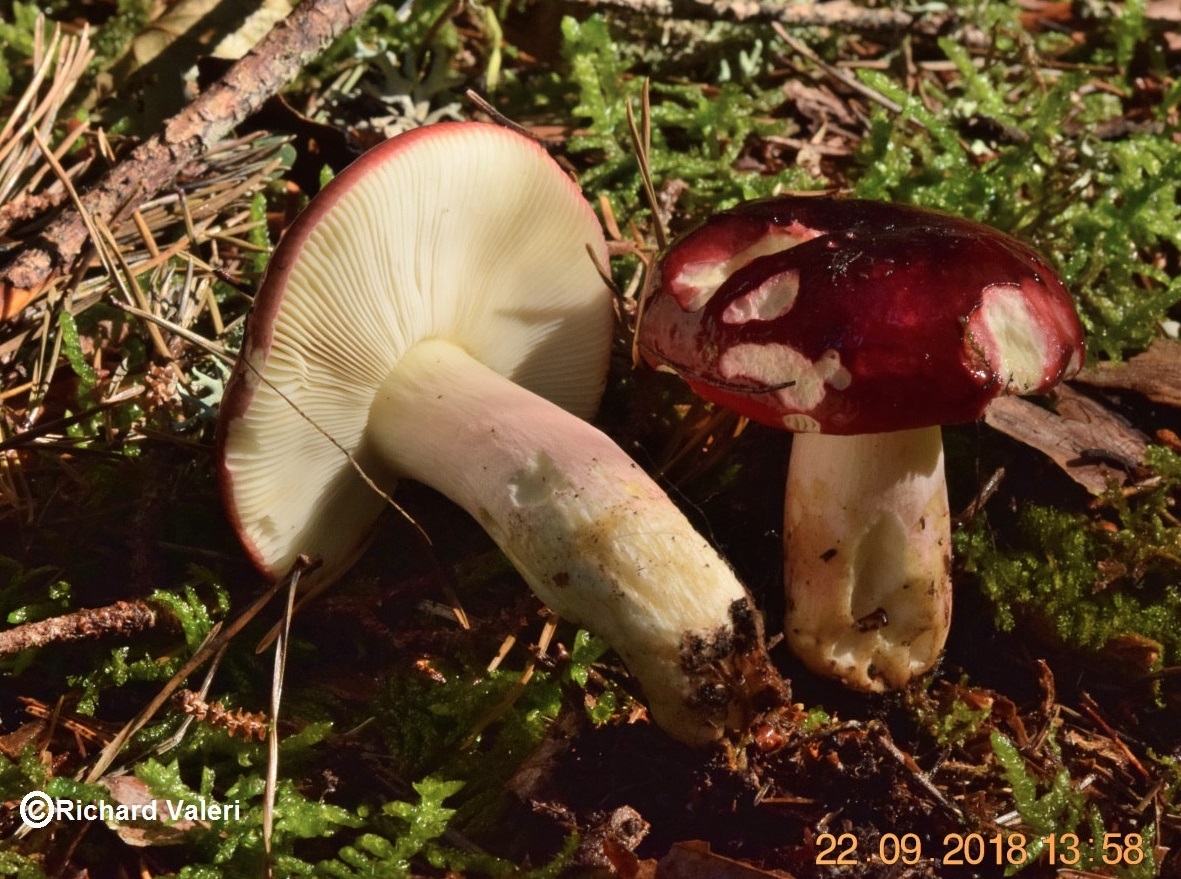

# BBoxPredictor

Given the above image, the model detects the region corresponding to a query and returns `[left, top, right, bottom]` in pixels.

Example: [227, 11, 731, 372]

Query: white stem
[783, 428, 951, 691]
[367, 338, 784, 744]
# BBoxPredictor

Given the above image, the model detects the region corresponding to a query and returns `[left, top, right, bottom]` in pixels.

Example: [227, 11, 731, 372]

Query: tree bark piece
[1, 0, 377, 320]
[983, 386, 1149, 495]
[1073, 338, 1181, 409]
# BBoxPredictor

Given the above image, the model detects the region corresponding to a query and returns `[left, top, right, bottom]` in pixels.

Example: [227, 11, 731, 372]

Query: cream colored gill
[225, 125, 611, 578]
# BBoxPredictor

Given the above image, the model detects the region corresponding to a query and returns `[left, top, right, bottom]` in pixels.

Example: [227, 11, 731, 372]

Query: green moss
[317, 778, 508, 879]
[800, 707, 831, 732]
[376, 653, 564, 834]
[992, 730, 1094, 872]
[123, 724, 555, 878]
[932, 697, 992, 749]
[148, 571, 230, 651]
[958, 447, 1181, 663]
[991, 731, 1157, 876]
[62, 571, 228, 714]
[562, 15, 817, 231]
[851, 3, 1181, 359]
[0, 850, 47, 879]
[2, 562, 72, 626]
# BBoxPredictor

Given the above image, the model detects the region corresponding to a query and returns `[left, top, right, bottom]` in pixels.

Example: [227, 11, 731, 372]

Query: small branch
[773, 25, 902, 113]
[1, 0, 378, 319]
[0, 600, 158, 655]
[561, 0, 934, 34]
[84, 556, 320, 784]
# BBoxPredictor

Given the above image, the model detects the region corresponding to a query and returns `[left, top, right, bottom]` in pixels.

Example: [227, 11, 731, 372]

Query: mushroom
[637, 196, 1085, 691]
[217, 122, 786, 745]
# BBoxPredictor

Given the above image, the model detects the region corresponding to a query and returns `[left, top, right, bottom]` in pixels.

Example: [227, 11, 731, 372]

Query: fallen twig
[0, 0, 377, 319]
[83, 556, 319, 783]
[561, 0, 921, 32]
[0, 600, 158, 656]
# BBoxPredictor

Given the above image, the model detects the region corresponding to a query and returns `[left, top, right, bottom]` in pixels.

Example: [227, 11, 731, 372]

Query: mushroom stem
[783, 427, 951, 691]
[367, 338, 784, 745]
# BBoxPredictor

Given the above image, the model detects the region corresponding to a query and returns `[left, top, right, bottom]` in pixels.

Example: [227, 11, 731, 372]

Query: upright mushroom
[637, 196, 1085, 691]
[217, 122, 785, 745]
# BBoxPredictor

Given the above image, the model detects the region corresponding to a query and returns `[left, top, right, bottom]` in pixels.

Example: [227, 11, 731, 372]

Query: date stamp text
[815, 831, 1147, 868]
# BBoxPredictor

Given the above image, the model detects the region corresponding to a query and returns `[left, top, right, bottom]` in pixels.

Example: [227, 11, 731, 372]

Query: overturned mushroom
[217, 122, 786, 744]
[638, 196, 1084, 691]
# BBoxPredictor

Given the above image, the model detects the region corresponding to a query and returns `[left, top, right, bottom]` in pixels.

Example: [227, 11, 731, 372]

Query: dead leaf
[1074, 338, 1181, 409]
[100, 775, 198, 847]
[1147, 0, 1181, 21]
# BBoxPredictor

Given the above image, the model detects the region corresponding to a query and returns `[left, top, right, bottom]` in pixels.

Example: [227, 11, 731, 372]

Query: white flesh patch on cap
[970, 282, 1051, 393]
[721, 270, 800, 324]
[675, 227, 812, 311]
[718, 343, 850, 413]
[781, 413, 821, 432]
[819, 348, 852, 391]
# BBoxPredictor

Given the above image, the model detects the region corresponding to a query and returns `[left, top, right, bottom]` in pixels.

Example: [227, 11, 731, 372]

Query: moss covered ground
[0, 1, 1179, 876]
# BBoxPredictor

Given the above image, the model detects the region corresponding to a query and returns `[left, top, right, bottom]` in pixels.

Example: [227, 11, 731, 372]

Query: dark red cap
[638, 197, 1085, 434]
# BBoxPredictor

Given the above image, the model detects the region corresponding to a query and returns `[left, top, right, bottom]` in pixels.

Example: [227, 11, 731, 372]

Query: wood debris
[984, 386, 1150, 494]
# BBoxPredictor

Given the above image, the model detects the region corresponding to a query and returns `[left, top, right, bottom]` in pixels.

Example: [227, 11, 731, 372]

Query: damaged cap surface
[639, 197, 1085, 434]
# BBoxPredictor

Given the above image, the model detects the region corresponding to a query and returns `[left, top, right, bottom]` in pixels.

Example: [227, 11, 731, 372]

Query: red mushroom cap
[638, 197, 1085, 434]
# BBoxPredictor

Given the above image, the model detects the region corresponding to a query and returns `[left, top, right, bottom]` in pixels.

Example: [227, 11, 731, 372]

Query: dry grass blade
[0, 385, 144, 452]
[460, 614, 558, 749]
[28, 127, 170, 360]
[111, 302, 234, 363]
[653, 400, 747, 484]
[0, 16, 94, 215]
[263, 557, 308, 877]
[24, 294, 67, 428]
[82, 558, 319, 784]
[624, 80, 666, 251]
[0, 131, 285, 357]
[150, 648, 229, 757]
[0, 131, 285, 451]
[78, 134, 287, 324]
[624, 80, 663, 367]
[772, 24, 904, 115]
